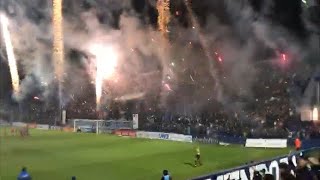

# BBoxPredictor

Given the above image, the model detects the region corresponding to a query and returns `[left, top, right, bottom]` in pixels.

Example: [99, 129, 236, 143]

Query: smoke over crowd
[0, 0, 319, 120]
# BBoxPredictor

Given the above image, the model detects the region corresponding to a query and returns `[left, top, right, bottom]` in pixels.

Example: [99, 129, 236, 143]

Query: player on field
[17, 167, 31, 180]
[194, 146, 202, 167]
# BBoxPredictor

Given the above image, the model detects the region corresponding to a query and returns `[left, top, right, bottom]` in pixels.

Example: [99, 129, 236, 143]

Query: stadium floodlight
[73, 119, 106, 134]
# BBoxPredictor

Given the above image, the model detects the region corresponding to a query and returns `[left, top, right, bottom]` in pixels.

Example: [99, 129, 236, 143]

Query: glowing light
[313, 107, 318, 121]
[1, 14, 20, 95]
[164, 83, 172, 91]
[89, 44, 118, 109]
[157, 0, 171, 38]
[281, 53, 286, 61]
[53, 0, 64, 109]
[52, 0, 64, 79]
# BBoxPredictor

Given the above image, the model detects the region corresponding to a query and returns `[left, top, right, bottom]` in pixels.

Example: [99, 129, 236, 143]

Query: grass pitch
[0, 129, 289, 180]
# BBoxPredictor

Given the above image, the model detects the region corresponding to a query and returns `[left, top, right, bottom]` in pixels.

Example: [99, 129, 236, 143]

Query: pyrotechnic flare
[52, 0, 64, 106]
[89, 44, 117, 110]
[157, 0, 171, 39]
[0, 14, 20, 96]
[313, 107, 318, 121]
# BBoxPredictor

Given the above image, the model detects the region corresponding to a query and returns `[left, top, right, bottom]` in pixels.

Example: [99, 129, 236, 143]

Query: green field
[0, 130, 289, 180]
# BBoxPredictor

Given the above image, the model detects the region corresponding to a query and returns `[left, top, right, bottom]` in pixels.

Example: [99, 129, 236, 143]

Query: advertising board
[170, 133, 193, 143]
[136, 131, 192, 143]
[36, 124, 50, 130]
[50, 126, 62, 130]
[159, 133, 169, 140]
[12, 122, 27, 127]
[245, 139, 287, 148]
[114, 129, 136, 137]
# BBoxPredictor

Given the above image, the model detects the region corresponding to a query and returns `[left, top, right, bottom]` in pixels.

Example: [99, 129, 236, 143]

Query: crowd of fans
[139, 64, 320, 140]
[139, 111, 320, 140]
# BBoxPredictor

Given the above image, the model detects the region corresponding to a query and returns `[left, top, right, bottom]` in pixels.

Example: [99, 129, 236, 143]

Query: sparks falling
[53, 0, 64, 107]
[183, 0, 223, 93]
[157, 0, 171, 39]
[0, 14, 20, 96]
[90, 44, 118, 110]
[281, 53, 286, 61]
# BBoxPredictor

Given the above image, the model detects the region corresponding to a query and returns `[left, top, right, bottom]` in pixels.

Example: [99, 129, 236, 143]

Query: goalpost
[72, 119, 134, 134]
[73, 119, 106, 134]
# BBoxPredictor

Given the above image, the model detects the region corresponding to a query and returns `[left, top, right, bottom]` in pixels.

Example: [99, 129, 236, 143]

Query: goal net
[73, 119, 105, 134]
[72, 119, 133, 134]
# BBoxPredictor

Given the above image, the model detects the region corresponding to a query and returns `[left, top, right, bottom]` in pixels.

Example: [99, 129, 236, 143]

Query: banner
[133, 114, 138, 129]
[193, 153, 298, 180]
[245, 139, 287, 148]
[193, 148, 320, 180]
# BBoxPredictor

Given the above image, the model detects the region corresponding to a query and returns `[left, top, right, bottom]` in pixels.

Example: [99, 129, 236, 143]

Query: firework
[89, 44, 118, 110]
[0, 14, 20, 96]
[157, 0, 171, 39]
[52, 0, 64, 108]
[184, 0, 224, 90]
[313, 107, 318, 121]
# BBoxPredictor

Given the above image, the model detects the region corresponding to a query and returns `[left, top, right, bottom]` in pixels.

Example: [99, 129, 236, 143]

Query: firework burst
[1, 14, 20, 97]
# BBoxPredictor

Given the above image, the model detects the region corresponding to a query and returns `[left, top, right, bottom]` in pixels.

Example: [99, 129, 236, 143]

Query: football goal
[72, 119, 133, 134]
[73, 119, 105, 134]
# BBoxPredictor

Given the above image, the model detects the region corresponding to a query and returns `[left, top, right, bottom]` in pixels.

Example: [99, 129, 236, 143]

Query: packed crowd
[139, 64, 320, 140]
[140, 111, 319, 140]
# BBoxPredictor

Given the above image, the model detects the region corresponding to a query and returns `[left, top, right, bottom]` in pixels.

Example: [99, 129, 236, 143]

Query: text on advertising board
[159, 133, 169, 140]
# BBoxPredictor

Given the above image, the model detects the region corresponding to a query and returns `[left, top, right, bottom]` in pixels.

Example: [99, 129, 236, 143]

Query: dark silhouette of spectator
[263, 174, 275, 180]
[279, 163, 296, 180]
[295, 157, 318, 180]
[253, 171, 262, 180]
[161, 170, 172, 180]
[17, 167, 31, 180]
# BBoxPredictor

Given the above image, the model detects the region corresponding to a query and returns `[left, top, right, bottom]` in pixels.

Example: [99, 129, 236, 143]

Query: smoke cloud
[0, 0, 318, 117]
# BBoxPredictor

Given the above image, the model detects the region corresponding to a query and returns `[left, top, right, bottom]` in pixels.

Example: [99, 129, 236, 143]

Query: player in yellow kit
[194, 146, 202, 167]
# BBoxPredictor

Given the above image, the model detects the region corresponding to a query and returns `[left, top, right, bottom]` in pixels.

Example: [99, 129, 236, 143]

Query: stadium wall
[302, 139, 320, 149]
[192, 148, 319, 180]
